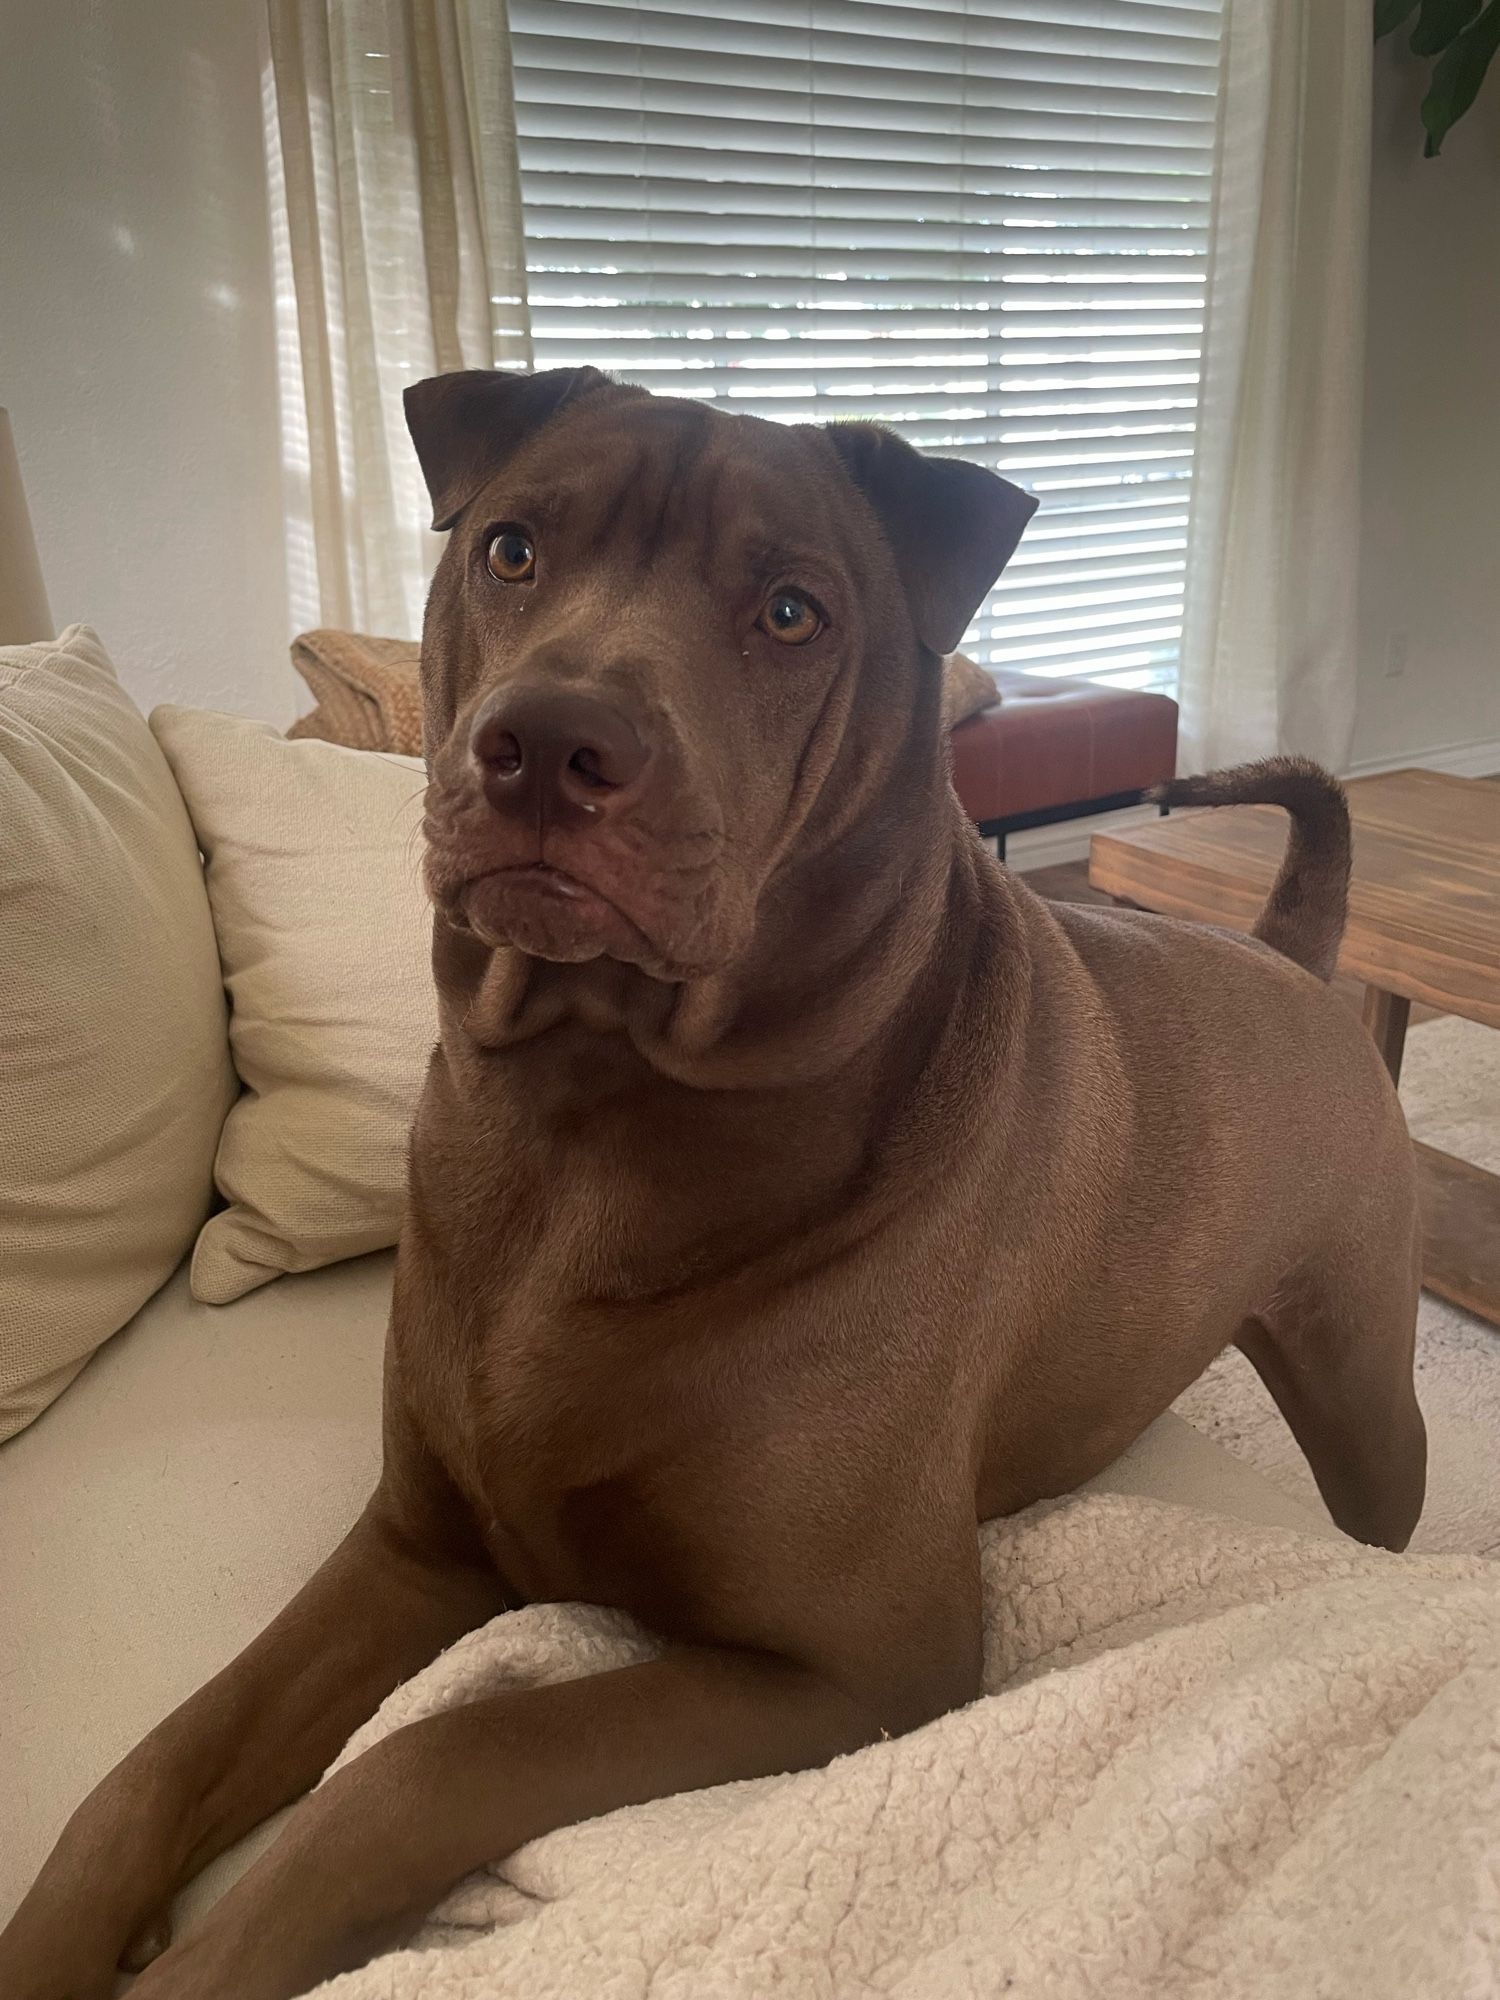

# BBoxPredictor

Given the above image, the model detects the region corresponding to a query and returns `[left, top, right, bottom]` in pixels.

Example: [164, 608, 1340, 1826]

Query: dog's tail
[1147, 756, 1351, 982]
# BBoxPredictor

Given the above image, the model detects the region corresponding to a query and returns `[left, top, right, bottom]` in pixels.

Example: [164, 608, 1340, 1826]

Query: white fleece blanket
[310, 1496, 1500, 1998]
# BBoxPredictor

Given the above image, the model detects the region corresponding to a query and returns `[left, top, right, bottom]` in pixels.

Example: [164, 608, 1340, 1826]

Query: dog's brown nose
[470, 685, 650, 819]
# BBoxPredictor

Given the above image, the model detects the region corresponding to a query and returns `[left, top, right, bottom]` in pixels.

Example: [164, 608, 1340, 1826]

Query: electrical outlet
[1384, 631, 1409, 681]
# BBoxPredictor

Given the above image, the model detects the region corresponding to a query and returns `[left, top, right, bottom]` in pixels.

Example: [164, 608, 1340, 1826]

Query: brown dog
[1, 371, 1425, 2000]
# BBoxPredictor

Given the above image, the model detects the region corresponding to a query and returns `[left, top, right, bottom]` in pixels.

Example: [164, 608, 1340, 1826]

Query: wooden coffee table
[1088, 768, 1500, 1324]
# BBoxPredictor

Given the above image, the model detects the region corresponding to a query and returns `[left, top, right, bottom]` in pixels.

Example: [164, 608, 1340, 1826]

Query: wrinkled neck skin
[423, 672, 1030, 1271]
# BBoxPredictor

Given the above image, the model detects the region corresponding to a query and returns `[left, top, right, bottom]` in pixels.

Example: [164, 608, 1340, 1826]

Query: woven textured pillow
[941, 651, 999, 729]
[284, 629, 998, 754]
[287, 630, 424, 755]
[149, 707, 435, 1303]
[0, 627, 235, 1437]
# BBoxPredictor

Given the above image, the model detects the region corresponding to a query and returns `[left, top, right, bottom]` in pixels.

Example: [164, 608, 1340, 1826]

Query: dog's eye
[758, 590, 823, 646]
[486, 527, 536, 584]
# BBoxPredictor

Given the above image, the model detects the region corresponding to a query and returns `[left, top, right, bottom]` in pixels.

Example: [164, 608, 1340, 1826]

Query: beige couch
[0, 629, 1325, 1933]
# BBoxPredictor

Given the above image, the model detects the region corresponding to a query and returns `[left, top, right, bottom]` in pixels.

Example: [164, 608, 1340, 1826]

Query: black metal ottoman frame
[977, 788, 1170, 862]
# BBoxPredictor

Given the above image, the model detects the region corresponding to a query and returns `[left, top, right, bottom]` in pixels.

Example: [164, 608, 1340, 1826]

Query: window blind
[509, 0, 1223, 693]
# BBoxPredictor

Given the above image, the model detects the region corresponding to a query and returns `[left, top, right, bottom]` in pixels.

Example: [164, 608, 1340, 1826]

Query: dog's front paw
[125, 1890, 355, 2000]
[127, 1927, 314, 2000]
[120, 1905, 175, 1972]
[0, 1917, 123, 2000]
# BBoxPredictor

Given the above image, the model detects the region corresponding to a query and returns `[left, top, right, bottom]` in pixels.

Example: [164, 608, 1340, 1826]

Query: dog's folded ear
[404, 367, 611, 531]
[822, 423, 1037, 656]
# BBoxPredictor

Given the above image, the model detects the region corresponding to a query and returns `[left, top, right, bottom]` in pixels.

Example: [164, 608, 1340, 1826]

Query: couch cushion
[0, 1252, 390, 1927]
[950, 669, 1179, 827]
[149, 707, 435, 1303]
[0, 626, 236, 1440]
[0, 1241, 1325, 1933]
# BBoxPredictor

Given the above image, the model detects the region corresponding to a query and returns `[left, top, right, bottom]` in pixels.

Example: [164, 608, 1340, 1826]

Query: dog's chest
[401, 1255, 729, 1617]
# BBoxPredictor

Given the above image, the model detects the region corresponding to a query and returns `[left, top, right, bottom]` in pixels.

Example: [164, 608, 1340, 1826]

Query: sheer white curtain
[1178, 0, 1372, 772]
[266, 0, 532, 638]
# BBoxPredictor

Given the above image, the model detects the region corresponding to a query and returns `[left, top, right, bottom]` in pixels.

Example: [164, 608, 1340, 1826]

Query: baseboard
[1346, 736, 1500, 781]
[1004, 804, 1158, 873]
[1006, 735, 1500, 876]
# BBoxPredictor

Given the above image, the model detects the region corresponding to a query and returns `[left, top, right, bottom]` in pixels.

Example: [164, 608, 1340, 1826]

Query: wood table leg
[1362, 985, 1411, 1083]
[1412, 1142, 1500, 1325]
[1362, 986, 1500, 1324]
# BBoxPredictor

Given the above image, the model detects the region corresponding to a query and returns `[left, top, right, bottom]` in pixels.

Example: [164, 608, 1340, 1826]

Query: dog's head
[407, 368, 1034, 983]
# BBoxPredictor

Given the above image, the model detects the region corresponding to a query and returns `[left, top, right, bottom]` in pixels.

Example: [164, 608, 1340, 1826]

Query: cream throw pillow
[149, 708, 434, 1304]
[0, 627, 235, 1438]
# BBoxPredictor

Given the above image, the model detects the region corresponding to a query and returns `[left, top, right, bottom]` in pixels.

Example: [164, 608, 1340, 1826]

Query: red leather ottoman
[950, 668, 1179, 858]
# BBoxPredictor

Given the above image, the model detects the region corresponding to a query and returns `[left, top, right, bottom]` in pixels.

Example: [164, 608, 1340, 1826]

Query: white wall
[0, 0, 295, 723]
[1356, 42, 1500, 770]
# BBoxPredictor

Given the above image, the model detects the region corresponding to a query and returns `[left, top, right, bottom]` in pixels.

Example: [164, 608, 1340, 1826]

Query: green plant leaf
[1375, 0, 1420, 36]
[1421, 0, 1500, 150]
[1411, 0, 1481, 54]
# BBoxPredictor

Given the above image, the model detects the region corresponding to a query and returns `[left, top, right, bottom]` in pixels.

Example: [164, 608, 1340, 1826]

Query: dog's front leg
[125, 1645, 893, 2000]
[0, 1486, 504, 2000]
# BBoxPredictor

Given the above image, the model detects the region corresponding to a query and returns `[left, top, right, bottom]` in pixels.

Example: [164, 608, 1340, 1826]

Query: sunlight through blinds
[509, 0, 1224, 693]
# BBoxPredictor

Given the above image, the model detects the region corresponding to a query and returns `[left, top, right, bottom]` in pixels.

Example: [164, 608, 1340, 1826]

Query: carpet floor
[1173, 1014, 1500, 1555]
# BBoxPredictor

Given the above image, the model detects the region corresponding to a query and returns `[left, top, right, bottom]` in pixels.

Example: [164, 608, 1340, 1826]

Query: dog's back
[963, 803, 1422, 1549]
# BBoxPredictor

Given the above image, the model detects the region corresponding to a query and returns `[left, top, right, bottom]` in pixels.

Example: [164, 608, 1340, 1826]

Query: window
[509, 0, 1223, 695]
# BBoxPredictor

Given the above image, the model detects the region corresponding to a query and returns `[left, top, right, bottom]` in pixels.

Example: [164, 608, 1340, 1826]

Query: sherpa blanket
[308, 1495, 1500, 1998]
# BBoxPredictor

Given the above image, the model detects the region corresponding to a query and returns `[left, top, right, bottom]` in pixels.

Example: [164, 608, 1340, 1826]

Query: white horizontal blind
[509, 0, 1224, 693]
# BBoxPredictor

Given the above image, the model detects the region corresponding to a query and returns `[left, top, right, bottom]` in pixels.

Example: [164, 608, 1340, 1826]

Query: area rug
[1174, 1013, 1500, 1556]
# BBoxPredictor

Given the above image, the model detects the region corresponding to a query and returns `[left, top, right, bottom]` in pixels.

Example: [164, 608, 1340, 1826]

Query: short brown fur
[2, 375, 1425, 2000]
